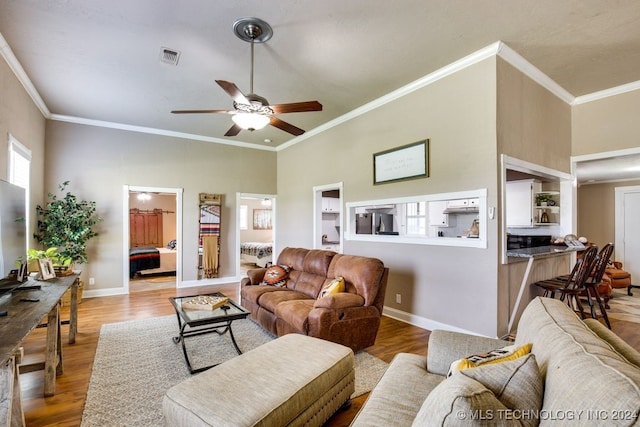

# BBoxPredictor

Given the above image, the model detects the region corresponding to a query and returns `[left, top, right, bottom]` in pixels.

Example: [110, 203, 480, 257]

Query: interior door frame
[615, 185, 640, 271]
[236, 192, 277, 279]
[313, 182, 343, 253]
[123, 185, 183, 293]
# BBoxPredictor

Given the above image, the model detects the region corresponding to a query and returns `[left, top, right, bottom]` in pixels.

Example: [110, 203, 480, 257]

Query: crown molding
[573, 80, 640, 105]
[0, 31, 50, 118]
[496, 42, 575, 104]
[50, 114, 276, 151]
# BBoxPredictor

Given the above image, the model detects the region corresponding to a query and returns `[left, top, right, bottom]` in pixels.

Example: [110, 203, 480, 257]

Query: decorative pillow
[260, 265, 291, 287]
[318, 277, 345, 299]
[447, 343, 532, 377]
[414, 354, 542, 427]
[413, 372, 508, 427]
[461, 353, 543, 426]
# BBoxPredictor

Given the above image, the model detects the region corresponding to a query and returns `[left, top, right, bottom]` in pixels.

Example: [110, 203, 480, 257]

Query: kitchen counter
[506, 245, 580, 334]
[507, 245, 583, 259]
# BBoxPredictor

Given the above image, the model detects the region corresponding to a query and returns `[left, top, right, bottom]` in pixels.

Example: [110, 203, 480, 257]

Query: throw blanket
[202, 236, 219, 278]
[240, 242, 273, 259]
[129, 247, 160, 278]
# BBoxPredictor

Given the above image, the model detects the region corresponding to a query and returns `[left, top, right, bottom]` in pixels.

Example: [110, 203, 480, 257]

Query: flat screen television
[0, 179, 26, 297]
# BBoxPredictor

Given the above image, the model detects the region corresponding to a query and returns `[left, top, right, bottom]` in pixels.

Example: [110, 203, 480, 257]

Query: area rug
[607, 289, 640, 324]
[81, 315, 388, 426]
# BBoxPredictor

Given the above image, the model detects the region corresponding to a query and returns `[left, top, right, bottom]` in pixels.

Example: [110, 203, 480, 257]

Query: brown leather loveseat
[240, 247, 388, 351]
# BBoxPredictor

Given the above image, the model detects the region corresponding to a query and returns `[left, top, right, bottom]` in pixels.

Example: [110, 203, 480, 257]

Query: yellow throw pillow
[447, 343, 532, 377]
[318, 277, 345, 299]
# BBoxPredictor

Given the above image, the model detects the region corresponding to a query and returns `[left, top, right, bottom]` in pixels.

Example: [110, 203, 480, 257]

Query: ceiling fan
[171, 17, 322, 137]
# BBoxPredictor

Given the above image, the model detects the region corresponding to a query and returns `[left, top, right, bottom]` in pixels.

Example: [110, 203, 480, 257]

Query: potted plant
[34, 181, 102, 268]
[535, 193, 550, 206]
[25, 247, 72, 273]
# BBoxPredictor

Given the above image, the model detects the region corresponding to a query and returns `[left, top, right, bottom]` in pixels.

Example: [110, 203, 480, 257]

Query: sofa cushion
[313, 292, 365, 309]
[258, 289, 312, 313]
[274, 299, 315, 333]
[319, 277, 345, 299]
[515, 297, 640, 424]
[350, 353, 443, 427]
[241, 284, 284, 306]
[414, 354, 542, 427]
[261, 264, 291, 287]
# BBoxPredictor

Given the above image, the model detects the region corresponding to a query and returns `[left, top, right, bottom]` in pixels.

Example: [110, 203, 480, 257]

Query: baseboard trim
[382, 306, 484, 337]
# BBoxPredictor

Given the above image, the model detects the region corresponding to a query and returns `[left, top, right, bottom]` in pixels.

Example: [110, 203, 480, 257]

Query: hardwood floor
[18, 285, 639, 426]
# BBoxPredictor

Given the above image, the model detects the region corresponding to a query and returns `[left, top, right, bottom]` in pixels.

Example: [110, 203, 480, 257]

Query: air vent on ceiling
[160, 47, 180, 66]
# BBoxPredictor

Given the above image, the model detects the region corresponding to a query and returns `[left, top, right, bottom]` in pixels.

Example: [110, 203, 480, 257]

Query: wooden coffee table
[169, 292, 250, 373]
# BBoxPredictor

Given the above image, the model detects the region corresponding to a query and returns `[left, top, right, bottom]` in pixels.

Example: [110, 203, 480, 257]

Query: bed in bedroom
[240, 242, 273, 267]
[129, 247, 176, 278]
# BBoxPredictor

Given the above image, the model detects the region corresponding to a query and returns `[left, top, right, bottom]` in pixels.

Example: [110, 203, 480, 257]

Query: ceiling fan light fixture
[232, 113, 270, 131]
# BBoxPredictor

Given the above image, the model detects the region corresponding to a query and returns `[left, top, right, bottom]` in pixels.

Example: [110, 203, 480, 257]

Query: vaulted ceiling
[1, 1, 639, 181]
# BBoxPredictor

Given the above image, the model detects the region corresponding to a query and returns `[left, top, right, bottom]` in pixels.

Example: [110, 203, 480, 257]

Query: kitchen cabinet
[446, 199, 470, 208]
[506, 180, 540, 227]
[428, 201, 449, 226]
[322, 197, 340, 213]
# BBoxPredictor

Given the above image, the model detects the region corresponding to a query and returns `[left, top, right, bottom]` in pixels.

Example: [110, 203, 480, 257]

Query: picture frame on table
[17, 261, 28, 282]
[38, 258, 56, 280]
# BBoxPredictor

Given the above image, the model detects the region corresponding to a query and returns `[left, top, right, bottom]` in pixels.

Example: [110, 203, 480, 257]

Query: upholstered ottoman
[163, 333, 355, 427]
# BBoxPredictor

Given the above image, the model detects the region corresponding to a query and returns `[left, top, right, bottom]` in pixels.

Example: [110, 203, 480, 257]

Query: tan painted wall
[43, 121, 277, 289]
[497, 58, 572, 173]
[277, 58, 501, 336]
[572, 89, 640, 156]
[577, 180, 640, 254]
[0, 57, 46, 249]
[496, 58, 573, 336]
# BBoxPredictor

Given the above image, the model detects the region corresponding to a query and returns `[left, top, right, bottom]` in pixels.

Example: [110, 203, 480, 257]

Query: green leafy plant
[535, 193, 550, 206]
[34, 181, 102, 264]
[26, 247, 72, 266]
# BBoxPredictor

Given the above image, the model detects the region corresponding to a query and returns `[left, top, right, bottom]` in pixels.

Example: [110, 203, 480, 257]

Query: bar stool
[534, 246, 598, 320]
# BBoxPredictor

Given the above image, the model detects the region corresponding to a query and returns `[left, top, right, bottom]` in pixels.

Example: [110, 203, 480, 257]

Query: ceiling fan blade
[269, 101, 323, 114]
[269, 117, 305, 136]
[224, 123, 242, 137]
[215, 80, 250, 105]
[171, 109, 236, 114]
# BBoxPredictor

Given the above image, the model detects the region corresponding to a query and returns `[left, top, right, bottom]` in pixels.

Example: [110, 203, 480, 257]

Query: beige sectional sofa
[351, 297, 640, 426]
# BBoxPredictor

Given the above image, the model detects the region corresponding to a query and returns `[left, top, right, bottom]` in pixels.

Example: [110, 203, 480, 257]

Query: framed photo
[38, 258, 56, 280]
[253, 209, 272, 230]
[17, 261, 28, 282]
[373, 139, 429, 185]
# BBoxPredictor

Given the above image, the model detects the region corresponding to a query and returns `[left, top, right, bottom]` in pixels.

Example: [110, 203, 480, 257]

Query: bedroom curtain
[199, 193, 222, 278]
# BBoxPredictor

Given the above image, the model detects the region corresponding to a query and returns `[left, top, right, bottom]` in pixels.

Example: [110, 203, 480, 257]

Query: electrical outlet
[89, 277, 95, 286]
[396, 293, 401, 304]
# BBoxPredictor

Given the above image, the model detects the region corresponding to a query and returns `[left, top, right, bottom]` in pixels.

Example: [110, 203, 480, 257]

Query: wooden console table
[0, 274, 79, 426]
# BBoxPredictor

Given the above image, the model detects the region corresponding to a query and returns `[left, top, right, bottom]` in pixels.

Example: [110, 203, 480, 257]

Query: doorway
[123, 185, 183, 293]
[313, 182, 343, 253]
[615, 185, 640, 284]
[236, 193, 276, 277]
